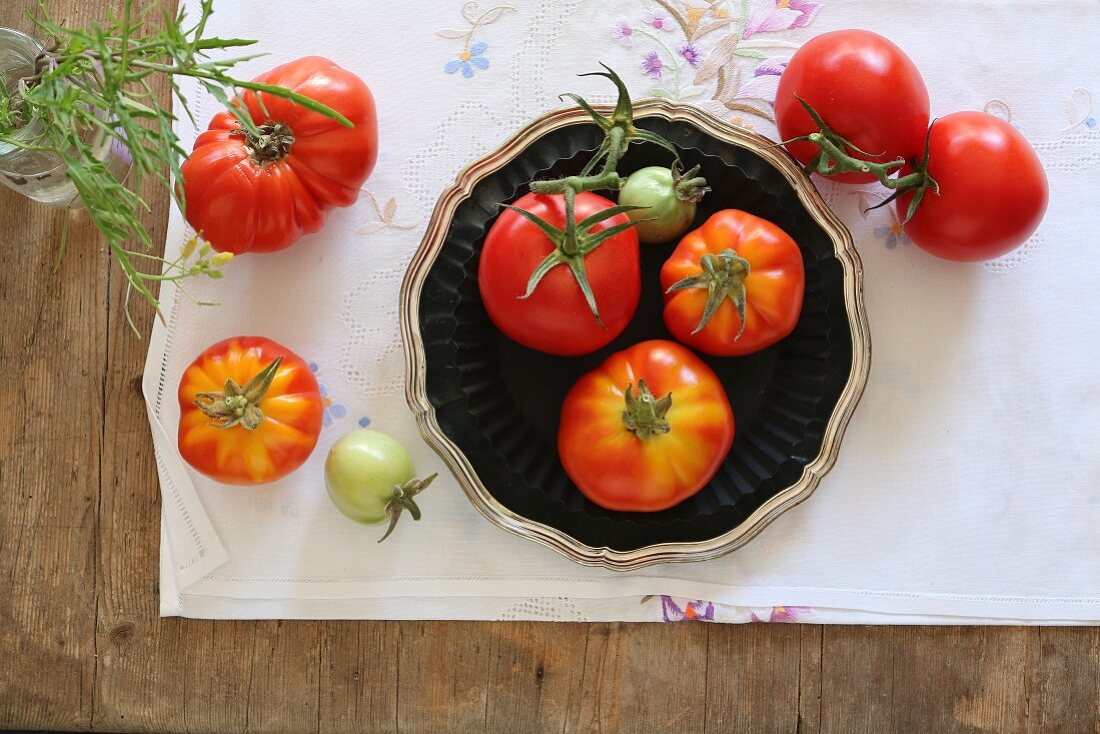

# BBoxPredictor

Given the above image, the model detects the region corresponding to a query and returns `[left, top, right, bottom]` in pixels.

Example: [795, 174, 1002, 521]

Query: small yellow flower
[180, 236, 199, 259]
[212, 251, 234, 267]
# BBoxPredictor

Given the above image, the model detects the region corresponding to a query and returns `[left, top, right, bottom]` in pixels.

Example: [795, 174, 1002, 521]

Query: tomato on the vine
[178, 336, 323, 485]
[775, 30, 929, 184]
[558, 340, 734, 512]
[898, 111, 1048, 262]
[661, 210, 804, 356]
[478, 191, 641, 356]
[181, 56, 378, 254]
[618, 162, 709, 244]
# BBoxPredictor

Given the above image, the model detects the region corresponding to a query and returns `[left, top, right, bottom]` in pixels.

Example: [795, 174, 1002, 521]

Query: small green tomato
[324, 429, 436, 542]
[618, 161, 710, 244]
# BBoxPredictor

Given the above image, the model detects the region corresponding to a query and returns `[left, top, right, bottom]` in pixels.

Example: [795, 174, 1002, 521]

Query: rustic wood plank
[819, 626, 1031, 734]
[392, 621, 494, 733]
[0, 8, 108, 728]
[798, 625, 824, 734]
[565, 621, 710, 733]
[703, 623, 801, 733]
[483, 621, 588, 733]
[318, 621, 400, 734]
[1035, 628, 1100, 734]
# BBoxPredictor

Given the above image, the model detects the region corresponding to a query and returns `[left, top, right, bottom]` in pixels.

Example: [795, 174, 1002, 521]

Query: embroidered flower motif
[875, 218, 909, 250]
[309, 362, 348, 427]
[677, 43, 703, 68]
[642, 50, 663, 79]
[437, 4, 514, 79]
[659, 596, 715, 622]
[751, 606, 812, 623]
[642, 9, 673, 31]
[734, 58, 789, 103]
[612, 17, 634, 46]
[359, 190, 418, 235]
[742, 0, 821, 39]
[1061, 87, 1097, 132]
[445, 40, 490, 78]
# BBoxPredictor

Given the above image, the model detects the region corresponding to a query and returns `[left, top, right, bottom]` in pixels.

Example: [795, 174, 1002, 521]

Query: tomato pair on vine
[775, 29, 1048, 262]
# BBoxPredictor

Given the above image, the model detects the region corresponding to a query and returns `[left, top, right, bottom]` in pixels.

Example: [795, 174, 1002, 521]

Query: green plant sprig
[0, 0, 349, 333]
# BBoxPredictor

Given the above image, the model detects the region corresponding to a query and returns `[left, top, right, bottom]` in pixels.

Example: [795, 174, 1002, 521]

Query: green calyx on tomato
[192, 356, 283, 430]
[506, 200, 646, 325]
[665, 248, 752, 339]
[233, 121, 296, 165]
[377, 473, 437, 543]
[781, 97, 940, 222]
[621, 380, 673, 440]
[619, 160, 710, 244]
[512, 65, 685, 323]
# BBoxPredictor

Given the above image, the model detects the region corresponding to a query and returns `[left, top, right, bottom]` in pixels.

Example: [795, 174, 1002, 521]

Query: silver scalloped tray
[400, 99, 870, 570]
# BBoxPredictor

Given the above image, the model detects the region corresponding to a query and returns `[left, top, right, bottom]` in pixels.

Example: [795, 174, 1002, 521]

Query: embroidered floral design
[849, 189, 910, 250]
[612, 18, 634, 46]
[984, 99, 1022, 130]
[309, 362, 348, 427]
[608, 1, 819, 117]
[742, 0, 820, 39]
[1061, 87, 1097, 132]
[445, 41, 490, 77]
[642, 595, 716, 621]
[437, 2, 516, 78]
[677, 42, 703, 68]
[642, 50, 664, 79]
[359, 190, 418, 236]
[733, 58, 789, 104]
[751, 606, 812, 623]
[642, 9, 674, 31]
[875, 217, 909, 250]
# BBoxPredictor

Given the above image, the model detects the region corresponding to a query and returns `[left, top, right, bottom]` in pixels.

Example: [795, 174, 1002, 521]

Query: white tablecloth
[146, 0, 1100, 622]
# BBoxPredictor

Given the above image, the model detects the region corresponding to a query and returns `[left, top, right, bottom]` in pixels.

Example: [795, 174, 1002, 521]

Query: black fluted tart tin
[401, 100, 870, 570]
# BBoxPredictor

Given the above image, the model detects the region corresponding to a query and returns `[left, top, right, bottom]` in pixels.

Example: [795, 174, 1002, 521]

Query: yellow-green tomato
[325, 429, 415, 525]
[618, 164, 709, 244]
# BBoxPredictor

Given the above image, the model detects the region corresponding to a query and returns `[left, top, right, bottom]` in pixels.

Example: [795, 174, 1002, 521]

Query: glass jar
[0, 26, 131, 208]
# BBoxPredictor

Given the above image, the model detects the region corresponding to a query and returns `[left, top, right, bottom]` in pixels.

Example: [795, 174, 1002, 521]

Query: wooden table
[2, 2, 1098, 732]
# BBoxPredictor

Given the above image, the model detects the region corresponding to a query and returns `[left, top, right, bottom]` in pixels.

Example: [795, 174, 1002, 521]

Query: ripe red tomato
[181, 56, 378, 254]
[478, 191, 641, 356]
[898, 112, 1049, 261]
[661, 210, 804, 356]
[178, 337, 323, 485]
[775, 30, 929, 183]
[558, 340, 734, 512]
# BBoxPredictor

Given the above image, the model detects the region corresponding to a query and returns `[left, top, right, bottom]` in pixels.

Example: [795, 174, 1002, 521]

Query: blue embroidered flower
[875, 219, 909, 249]
[445, 41, 490, 78]
[309, 362, 348, 427]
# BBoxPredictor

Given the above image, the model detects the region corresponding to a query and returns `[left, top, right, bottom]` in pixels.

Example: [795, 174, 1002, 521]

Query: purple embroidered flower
[660, 596, 715, 622]
[642, 9, 672, 31]
[611, 18, 633, 46]
[444, 41, 490, 78]
[751, 606, 812, 623]
[743, 0, 821, 39]
[641, 50, 663, 80]
[733, 58, 789, 104]
[676, 43, 703, 68]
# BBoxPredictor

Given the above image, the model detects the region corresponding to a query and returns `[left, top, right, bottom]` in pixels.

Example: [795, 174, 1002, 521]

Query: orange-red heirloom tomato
[178, 337, 323, 485]
[180, 56, 378, 254]
[558, 340, 734, 512]
[661, 210, 805, 357]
